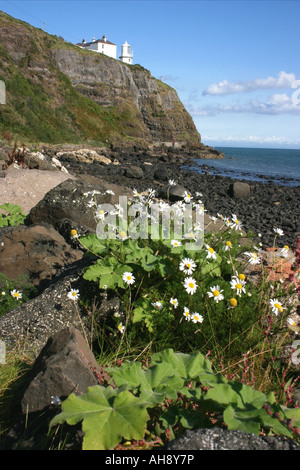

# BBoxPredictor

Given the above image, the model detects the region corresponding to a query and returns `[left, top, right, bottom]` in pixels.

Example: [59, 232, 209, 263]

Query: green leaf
[151, 348, 226, 386]
[223, 405, 261, 435]
[50, 386, 149, 450]
[83, 257, 132, 289]
[79, 233, 108, 255]
[110, 359, 184, 405]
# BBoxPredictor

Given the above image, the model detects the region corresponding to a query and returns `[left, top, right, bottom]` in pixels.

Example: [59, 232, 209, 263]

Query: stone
[21, 327, 105, 414]
[164, 427, 300, 450]
[0, 264, 92, 354]
[0, 167, 75, 215]
[0, 224, 83, 290]
[125, 165, 144, 179]
[230, 181, 251, 198]
[29, 177, 132, 239]
[154, 166, 169, 182]
[159, 184, 188, 202]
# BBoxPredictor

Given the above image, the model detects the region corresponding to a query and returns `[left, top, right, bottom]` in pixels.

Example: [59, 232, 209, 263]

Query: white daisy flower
[171, 239, 182, 248]
[244, 251, 261, 265]
[205, 244, 217, 260]
[231, 214, 243, 231]
[222, 240, 232, 251]
[280, 245, 289, 258]
[179, 258, 197, 275]
[95, 207, 107, 221]
[118, 230, 128, 241]
[122, 272, 135, 285]
[184, 277, 198, 295]
[191, 312, 203, 324]
[152, 301, 163, 310]
[10, 289, 22, 300]
[170, 298, 179, 308]
[207, 286, 224, 303]
[118, 323, 125, 334]
[67, 289, 80, 301]
[182, 191, 193, 203]
[273, 228, 284, 236]
[230, 278, 246, 296]
[183, 307, 191, 321]
[270, 298, 285, 315]
[105, 189, 115, 195]
[168, 179, 176, 186]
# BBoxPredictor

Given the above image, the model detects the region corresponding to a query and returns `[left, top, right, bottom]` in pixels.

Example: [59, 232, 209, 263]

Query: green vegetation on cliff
[0, 11, 201, 147]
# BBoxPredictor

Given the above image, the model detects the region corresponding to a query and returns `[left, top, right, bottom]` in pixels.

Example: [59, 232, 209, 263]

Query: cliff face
[0, 11, 201, 147]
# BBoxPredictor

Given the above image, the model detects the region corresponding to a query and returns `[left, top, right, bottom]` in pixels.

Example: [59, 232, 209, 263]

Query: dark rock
[21, 327, 104, 414]
[229, 181, 251, 198]
[0, 224, 83, 291]
[0, 262, 92, 354]
[29, 178, 132, 239]
[154, 166, 169, 182]
[159, 184, 188, 202]
[125, 165, 144, 179]
[164, 427, 300, 450]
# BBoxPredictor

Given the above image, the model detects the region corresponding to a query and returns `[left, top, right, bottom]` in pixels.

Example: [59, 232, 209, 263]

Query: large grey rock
[21, 327, 105, 414]
[29, 178, 132, 239]
[125, 165, 144, 179]
[0, 264, 91, 355]
[0, 224, 83, 290]
[164, 427, 300, 450]
[230, 181, 251, 199]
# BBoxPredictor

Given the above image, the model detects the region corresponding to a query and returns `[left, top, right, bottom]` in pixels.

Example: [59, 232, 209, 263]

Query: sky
[1, 0, 300, 149]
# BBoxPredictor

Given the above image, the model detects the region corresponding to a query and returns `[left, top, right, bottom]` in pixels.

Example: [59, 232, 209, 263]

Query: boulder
[125, 165, 144, 179]
[29, 178, 132, 239]
[21, 327, 105, 414]
[0, 224, 83, 290]
[229, 181, 251, 199]
[0, 265, 91, 354]
[164, 427, 300, 450]
[0, 167, 75, 214]
[159, 184, 189, 202]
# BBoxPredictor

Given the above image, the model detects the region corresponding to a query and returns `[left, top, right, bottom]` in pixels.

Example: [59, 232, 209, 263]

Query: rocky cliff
[0, 11, 201, 147]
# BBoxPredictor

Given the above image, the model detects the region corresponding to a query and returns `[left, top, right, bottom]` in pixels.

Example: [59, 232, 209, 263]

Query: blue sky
[1, 0, 300, 148]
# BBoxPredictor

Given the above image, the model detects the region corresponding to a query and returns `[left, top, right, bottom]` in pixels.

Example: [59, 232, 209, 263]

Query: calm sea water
[192, 147, 300, 187]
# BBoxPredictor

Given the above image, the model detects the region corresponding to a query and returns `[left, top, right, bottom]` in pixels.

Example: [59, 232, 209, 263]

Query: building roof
[77, 37, 116, 47]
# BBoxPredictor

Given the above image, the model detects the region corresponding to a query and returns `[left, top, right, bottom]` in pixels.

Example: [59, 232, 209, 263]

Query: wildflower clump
[77, 188, 298, 389]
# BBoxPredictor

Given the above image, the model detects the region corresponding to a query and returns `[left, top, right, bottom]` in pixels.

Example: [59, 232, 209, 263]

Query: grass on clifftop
[0, 188, 299, 450]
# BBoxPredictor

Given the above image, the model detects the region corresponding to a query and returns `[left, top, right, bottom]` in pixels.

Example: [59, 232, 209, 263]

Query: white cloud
[203, 71, 297, 96]
[186, 92, 300, 116]
[201, 134, 300, 147]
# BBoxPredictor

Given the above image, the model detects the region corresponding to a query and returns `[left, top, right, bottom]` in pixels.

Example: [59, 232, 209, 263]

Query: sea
[190, 147, 300, 187]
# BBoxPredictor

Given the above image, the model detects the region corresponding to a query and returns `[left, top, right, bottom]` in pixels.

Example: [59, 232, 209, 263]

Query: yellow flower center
[283, 245, 289, 251]
[98, 209, 105, 215]
[238, 273, 246, 281]
[13, 292, 20, 298]
[119, 231, 127, 239]
[70, 229, 77, 236]
[274, 303, 283, 312]
[208, 247, 214, 253]
[189, 282, 195, 289]
[213, 290, 220, 297]
[236, 283, 243, 290]
[229, 298, 238, 307]
[225, 241, 232, 246]
[189, 232, 195, 238]
[126, 275, 132, 280]
[185, 263, 191, 269]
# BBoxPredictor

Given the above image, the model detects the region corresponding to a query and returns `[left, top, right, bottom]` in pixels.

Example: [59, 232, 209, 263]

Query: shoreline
[55, 146, 300, 250]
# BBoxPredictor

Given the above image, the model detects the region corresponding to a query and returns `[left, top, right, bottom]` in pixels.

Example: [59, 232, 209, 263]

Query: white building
[76, 36, 133, 64]
[77, 35, 117, 60]
[119, 41, 133, 64]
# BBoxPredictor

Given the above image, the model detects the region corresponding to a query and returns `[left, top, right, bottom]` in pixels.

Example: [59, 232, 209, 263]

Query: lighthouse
[119, 41, 133, 64]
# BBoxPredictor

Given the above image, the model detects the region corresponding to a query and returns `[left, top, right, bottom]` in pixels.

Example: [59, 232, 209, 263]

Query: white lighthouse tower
[119, 41, 133, 64]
